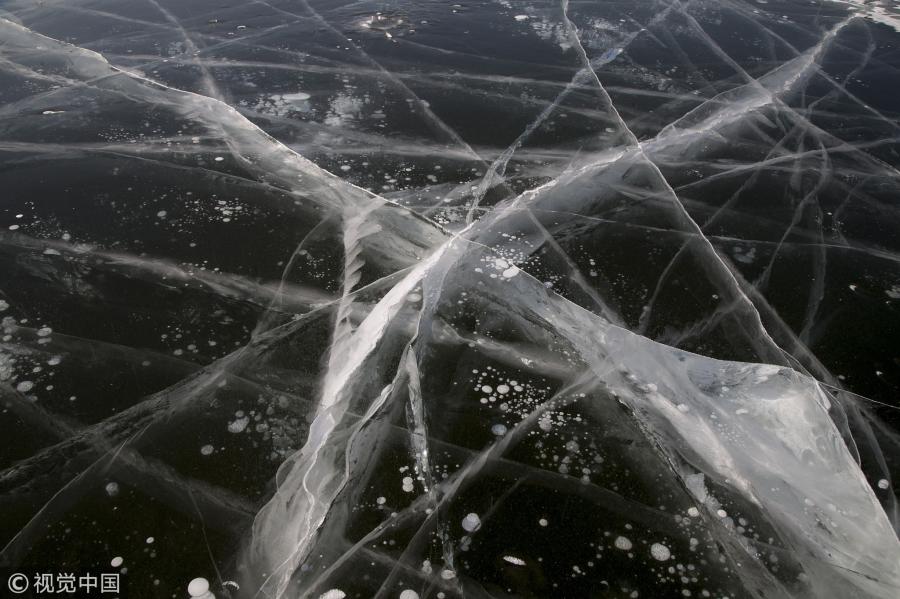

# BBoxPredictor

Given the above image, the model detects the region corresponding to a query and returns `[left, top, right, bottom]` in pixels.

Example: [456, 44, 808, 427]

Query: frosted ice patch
[599, 47, 623, 62]
[684, 473, 708, 503]
[110, 556, 123, 567]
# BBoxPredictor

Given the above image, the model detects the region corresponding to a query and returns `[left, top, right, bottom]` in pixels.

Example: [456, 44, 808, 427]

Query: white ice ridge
[254, 220, 900, 597]
[840, 0, 900, 32]
[249, 139, 900, 599]
[240, 10, 900, 598]
[247, 241, 453, 598]
[541, 294, 900, 599]
[0, 17, 446, 272]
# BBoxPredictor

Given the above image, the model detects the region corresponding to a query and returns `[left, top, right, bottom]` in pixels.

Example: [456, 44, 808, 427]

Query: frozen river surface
[1, 1, 900, 598]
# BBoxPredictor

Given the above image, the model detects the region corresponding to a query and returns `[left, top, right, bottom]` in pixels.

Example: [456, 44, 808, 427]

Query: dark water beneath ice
[0, 0, 899, 598]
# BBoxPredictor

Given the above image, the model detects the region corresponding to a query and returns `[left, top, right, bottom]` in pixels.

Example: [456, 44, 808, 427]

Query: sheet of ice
[0, 0, 898, 597]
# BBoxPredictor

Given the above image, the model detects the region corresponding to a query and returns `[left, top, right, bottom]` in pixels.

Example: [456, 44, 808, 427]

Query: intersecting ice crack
[557, 0, 786, 356]
[1, 1, 900, 598]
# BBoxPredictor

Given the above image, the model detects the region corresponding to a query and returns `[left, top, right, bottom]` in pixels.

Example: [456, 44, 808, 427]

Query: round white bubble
[188, 578, 210, 597]
[650, 543, 671, 561]
[462, 512, 481, 532]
